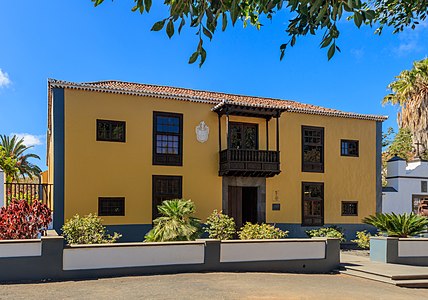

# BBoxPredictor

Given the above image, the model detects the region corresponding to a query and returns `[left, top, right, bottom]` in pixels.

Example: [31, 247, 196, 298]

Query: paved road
[1, 272, 427, 300]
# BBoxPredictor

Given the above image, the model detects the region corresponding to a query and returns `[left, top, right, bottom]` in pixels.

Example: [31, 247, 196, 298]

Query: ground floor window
[98, 197, 125, 216]
[152, 175, 182, 220]
[341, 201, 358, 216]
[302, 182, 324, 226]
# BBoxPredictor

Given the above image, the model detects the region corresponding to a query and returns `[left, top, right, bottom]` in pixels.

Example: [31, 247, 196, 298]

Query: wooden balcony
[219, 149, 281, 177]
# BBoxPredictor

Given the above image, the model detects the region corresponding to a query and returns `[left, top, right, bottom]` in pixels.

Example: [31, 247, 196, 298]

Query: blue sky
[0, 1, 427, 170]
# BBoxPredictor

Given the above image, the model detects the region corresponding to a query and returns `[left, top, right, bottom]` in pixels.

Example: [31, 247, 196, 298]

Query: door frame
[222, 177, 266, 224]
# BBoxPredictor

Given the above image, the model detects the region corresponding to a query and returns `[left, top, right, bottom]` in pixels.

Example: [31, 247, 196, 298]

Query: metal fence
[4, 183, 53, 209]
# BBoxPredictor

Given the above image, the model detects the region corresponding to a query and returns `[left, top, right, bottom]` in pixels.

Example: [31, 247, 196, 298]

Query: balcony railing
[4, 183, 53, 209]
[219, 149, 281, 177]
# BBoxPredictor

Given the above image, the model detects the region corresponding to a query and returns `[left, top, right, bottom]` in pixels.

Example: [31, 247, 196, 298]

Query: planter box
[1, 236, 340, 282]
[370, 237, 428, 266]
[0, 239, 42, 258]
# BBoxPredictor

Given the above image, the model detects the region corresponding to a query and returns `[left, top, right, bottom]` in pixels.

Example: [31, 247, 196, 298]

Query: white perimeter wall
[220, 240, 326, 262]
[63, 242, 205, 271]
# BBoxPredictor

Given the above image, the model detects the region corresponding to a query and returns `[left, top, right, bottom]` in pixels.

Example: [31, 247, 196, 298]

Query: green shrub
[363, 212, 428, 237]
[62, 214, 121, 244]
[351, 230, 371, 249]
[145, 199, 201, 242]
[305, 226, 345, 242]
[238, 222, 288, 240]
[205, 210, 236, 240]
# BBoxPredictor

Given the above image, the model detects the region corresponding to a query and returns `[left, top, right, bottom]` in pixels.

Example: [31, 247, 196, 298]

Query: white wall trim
[398, 240, 428, 257]
[220, 240, 326, 262]
[0, 240, 42, 258]
[63, 243, 205, 270]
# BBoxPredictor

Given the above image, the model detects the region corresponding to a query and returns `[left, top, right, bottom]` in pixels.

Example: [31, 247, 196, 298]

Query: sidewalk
[340, 251, 428, 287]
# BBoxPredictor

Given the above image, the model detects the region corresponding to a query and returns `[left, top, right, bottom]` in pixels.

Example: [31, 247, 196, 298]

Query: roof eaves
[48, 79, 221, 105]
[287, 107, 388, 122]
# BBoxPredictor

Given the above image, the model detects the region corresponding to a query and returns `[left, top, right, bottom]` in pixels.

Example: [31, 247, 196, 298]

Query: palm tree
[383, 58, 428, 153]
[144, 199, 201, 242]
[0, 135, 42, 180]
[363, 212, 428, 238]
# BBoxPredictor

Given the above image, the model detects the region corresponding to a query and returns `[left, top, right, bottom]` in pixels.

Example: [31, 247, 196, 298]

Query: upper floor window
[153, 112, 183, 166]
[422, 181, 428, 193]
[97, 119, 126, 142]
[229, 122, 258, 150]
[341, 140, 359, 157]
[302, 126, 324, 172]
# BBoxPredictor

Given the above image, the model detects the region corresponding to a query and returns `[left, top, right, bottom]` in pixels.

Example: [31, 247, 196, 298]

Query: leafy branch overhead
[91, 1, 428, 66]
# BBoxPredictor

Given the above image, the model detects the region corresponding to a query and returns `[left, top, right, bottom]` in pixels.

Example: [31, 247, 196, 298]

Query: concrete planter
[370, 237, 428, 266]
[0, 237, 340, 282]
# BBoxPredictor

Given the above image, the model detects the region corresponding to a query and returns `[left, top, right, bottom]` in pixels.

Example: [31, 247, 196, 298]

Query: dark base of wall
[105, 224, 152, 242]
[275, 223, 377, 241]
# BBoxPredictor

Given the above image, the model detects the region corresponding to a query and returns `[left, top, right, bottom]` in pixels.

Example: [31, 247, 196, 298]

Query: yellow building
[47, 79, 387, 241]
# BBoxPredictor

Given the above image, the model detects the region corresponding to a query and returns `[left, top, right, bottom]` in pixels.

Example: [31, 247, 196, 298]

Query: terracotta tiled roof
[48, 79, 388, 122]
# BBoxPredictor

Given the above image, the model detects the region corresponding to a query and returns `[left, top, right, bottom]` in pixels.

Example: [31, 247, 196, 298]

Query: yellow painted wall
[61, 88, 377, 226]
[63, 89, 222, 225]
[267, 112, 376, 224]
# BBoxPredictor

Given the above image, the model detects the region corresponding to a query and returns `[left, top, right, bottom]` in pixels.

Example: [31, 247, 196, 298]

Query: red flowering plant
[0, 199, 52, 240]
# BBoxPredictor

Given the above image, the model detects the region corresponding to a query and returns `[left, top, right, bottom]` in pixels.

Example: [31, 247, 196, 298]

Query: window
[96, 119, 126, 142]
[302, 126, 324, 172]
[341, 140, 359, 157]
[229, 122, 258, 150]
[152, 175, 182, 220]
[153, 112, 183, 166]
[341, 201, 358, 216]
[98, 197, 125, 216]
[302, 182, 324, 226]
[422, 181, 427, 193]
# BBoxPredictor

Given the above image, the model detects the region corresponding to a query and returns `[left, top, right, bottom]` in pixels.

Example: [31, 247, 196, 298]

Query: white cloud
[0, 69, 11, 87]
[350, 48, 364, 60]
[11, 133, 44, 147]
[393, 21, 428, 56]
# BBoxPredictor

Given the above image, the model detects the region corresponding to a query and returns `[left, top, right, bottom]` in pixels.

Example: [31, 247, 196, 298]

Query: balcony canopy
[212, 101, 285, 119]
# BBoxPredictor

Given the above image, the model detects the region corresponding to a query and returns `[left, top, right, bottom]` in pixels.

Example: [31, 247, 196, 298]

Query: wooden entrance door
[228, 186, 242, 228]
[228, 186, 258, 229]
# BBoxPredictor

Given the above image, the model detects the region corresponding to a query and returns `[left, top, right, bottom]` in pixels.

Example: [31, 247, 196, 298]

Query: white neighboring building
[382, 156, 428, 214]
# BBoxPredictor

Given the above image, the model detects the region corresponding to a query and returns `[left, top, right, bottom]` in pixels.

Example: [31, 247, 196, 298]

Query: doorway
[228, 186, 258, 229]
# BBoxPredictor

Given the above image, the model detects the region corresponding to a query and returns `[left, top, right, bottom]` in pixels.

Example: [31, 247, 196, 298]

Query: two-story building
[46, 79, 387, 241]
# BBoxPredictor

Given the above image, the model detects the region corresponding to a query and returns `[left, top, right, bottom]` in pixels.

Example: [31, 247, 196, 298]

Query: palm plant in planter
[145, 199, 201, 242]
[363, 213, 428, 238]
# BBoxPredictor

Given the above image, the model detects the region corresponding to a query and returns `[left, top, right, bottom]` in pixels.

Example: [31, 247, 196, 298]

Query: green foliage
[382, 58, 428, 156]
[145, 199, 202, 242]
[381, 127, 416, 186]
[0, 135, 42, 180]
[238, 222, 288, 240]
[62, 214, 122, 244]
[351, 230, 371, 249]
[92, 0, 428, 66]
[205, 209, 236, 240]
[305, 226, 345, 242]
[363, 212, 428, 238]
[0, 146, 19, 183]
[383, 127, 414, 160]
